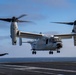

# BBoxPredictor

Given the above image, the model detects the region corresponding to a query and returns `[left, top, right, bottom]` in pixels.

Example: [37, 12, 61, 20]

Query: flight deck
[0, 62, 76, 75]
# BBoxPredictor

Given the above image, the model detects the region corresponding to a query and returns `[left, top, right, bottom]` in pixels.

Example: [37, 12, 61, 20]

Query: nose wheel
[57, 50, 60, 53]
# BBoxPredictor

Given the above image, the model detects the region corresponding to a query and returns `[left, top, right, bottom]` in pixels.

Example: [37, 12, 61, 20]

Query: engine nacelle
[11, 23, 18, 45]
[11, 33, 17, 45]
[19, 37, 22, 46]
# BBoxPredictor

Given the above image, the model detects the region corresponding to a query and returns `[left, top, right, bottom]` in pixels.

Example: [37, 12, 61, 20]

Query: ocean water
[0, 57, 76, 63]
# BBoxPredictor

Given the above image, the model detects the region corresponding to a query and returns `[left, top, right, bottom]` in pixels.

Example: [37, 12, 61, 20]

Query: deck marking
[4, 64, 76, 73]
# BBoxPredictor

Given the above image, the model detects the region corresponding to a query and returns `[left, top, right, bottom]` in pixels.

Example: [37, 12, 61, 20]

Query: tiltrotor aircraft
[0, 15, 76, 54]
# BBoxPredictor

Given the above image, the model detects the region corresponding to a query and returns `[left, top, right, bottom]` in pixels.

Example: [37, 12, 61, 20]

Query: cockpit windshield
[54, 37, 61, 42]
[49, 37, 61, 43]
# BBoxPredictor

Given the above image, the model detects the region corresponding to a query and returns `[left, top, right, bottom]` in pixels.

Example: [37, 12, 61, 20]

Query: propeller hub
[0, 14, 32, 23]
[12, 17, 17, 22]
[12, 17, 18, 22]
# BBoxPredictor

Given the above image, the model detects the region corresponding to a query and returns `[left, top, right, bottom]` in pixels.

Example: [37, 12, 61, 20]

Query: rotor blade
[17, 14, 27, 19]
[17, 20, 35, 23]
[0, 18, 12, 22]
[0, 53, 8, 56]
[51, 22, 74, 25]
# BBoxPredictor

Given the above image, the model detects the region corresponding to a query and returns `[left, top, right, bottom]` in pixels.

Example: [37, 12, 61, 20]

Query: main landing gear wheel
[49, 51, 53, 54]
[32, 51, 36, 54]
[57, 50, 60, 53]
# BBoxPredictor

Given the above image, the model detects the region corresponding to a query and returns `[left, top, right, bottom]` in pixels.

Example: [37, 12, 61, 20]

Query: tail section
[19, 37, 33, 46]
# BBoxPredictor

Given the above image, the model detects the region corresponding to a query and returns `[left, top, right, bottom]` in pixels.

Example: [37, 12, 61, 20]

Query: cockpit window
[54, 38, 61, 42]
[49, 37, 55, 43]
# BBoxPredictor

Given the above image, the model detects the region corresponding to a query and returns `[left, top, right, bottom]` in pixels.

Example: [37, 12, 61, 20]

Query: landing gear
[57, 50, 60, 53]
[32, 50, 36, 54]
[49, 51, 53, 54]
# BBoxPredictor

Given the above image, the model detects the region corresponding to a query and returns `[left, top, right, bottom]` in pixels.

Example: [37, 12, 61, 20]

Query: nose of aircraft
[56, 43, 62, 49]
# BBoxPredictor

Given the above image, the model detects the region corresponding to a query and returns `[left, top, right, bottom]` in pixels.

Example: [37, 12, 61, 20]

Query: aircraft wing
[54, 33, 76, 39]
[18, 31, 44, 39]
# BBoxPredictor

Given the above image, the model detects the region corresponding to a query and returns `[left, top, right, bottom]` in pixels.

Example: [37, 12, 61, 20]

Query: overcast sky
[0, 0, 76, 58]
